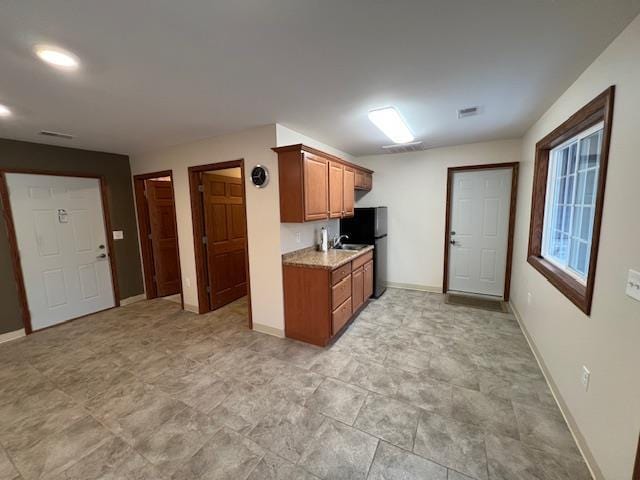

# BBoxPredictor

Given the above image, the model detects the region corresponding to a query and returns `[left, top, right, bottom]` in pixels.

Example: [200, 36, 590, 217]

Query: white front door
[6, 173, 116, 330]
[448, 168, 512, 297]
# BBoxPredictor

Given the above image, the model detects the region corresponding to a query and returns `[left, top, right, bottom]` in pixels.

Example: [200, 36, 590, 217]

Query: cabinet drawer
[331, 262, 352, 285]
[352, 251, 373, 270]
[332, 274, 352, 308]
[332, 297, 352, 335]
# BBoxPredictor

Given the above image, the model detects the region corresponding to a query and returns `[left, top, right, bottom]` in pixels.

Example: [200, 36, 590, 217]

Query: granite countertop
[282, 245, 374, 270]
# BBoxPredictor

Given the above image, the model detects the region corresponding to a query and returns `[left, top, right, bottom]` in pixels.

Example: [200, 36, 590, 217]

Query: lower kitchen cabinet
[282, 249, 374, 346]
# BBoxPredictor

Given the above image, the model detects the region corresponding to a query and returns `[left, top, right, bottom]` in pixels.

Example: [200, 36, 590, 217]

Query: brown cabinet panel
[363, 260, 374, 300]
[352, 250, 373, 270]
[303, 153, 329, 221]
[355, 170, 373, 191]
[328, 161, 344, 218]
[331, 262, 352, 285]
[343, 167, 355, 218]
[352, 266, 364, 312]
[332, 297, 352, 335]
[332, 274, 352, 308]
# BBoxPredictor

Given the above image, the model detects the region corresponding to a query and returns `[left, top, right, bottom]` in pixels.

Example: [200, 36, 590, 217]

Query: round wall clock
[251, 165, 269, 188]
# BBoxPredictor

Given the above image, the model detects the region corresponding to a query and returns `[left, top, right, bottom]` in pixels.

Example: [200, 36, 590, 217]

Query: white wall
[131, 125, 285, 334]
[276, 124, 353, 253]
[510, 15, 640, 480]
[355, 139, 521, 290]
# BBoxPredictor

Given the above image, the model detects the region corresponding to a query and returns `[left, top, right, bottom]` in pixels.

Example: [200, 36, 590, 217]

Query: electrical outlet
[581, 365, 591, 391]
[527, 292, 532, 305]
[295, 232, 301, 244]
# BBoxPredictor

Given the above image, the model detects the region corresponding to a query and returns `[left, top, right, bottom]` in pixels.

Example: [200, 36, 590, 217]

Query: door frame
[133, 170, 183, 308]
[442, 162, 519, 301]
[187, 159, 252, 327]
[0, 168, 120, 334]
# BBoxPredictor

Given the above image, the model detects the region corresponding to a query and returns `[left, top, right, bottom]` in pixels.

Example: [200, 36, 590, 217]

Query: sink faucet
[333, 234, 349, 248]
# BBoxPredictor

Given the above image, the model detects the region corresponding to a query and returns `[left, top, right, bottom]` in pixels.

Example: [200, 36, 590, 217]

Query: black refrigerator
[340, 207, 387, 298]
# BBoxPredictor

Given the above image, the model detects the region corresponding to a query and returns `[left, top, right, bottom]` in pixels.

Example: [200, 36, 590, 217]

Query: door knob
[450, 231, 456, 235]
[450, 240, 457, 245]
[97, 253, 107, 259]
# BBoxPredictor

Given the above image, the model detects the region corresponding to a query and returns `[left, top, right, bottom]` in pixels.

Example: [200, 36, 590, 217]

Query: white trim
[252, 323, 285, 338]
[0, 329, 26, 344]
[385, 281, 441, 293]
[119, 294, 146, 306]
[183, 303, 199, 314]
[509, 300, 599, 480]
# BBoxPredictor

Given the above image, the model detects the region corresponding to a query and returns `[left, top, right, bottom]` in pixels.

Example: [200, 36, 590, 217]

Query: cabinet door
[328, 161, 344, 219]
[303, 153, 329, 221]
[363, 260, 374, 300]
[355, 170, 366, 189]
[343, 167, 355, 217]
[352, 266, 364, 312]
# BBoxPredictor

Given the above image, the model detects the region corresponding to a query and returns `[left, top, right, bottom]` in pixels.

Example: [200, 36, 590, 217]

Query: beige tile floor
[0, 289, 591, 480]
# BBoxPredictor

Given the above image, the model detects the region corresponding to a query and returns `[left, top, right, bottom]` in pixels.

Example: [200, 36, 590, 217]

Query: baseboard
[120, 294, 146, 306]
[509, 300, 601, 480]
[252, 323, 285, 338]
[385, 281, 441, 293]
[0, 329, 26, 344]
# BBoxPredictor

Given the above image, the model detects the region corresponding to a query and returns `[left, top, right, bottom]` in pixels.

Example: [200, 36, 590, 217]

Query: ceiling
[1, 1, 639, 157]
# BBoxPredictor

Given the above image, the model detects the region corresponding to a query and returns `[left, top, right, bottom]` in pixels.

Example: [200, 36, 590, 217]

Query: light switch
[112, 230, 124, 240]
[625, 269, 640, 302]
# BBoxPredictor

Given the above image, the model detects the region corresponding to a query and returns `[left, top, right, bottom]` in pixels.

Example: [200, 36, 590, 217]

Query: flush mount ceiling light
[368, 107, 414, 144]
[0, 104, 12, 117]
[34, 45, 79, 70]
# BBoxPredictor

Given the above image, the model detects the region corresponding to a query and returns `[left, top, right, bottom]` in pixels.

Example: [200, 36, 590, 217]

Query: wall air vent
[457, 106, 480, 118]
[39, 130, 74, 140]
[381, 141, 425, 154]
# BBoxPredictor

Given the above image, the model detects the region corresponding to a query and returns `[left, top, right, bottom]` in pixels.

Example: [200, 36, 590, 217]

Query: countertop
[282, 245, 374, 270]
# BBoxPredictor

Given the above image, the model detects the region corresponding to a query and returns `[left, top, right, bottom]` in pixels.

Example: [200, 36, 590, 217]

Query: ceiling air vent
[39, 130, 74, 140]
[457, 106, 480, 118]
[381, 141, 425, 154]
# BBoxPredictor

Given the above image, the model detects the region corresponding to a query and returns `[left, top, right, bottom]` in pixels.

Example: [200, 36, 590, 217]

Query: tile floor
[0, 289, 591, 480]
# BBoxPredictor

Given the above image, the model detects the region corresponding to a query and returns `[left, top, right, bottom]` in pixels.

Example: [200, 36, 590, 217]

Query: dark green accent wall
[0, 138, 144, 334]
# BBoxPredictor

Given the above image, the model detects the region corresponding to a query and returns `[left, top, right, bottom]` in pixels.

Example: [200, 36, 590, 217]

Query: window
[528, 87, 614, 315]
[542, 123, 603, 282]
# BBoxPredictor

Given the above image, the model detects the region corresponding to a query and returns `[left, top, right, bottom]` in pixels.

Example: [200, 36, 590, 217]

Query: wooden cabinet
[274, 144, 373, 223]
[355, 170, 372, 191]
[328, 161, 344, 218]
[282, 250, 374, 346]
[363, 260, 374, 299]
[343, 167, 355, 217]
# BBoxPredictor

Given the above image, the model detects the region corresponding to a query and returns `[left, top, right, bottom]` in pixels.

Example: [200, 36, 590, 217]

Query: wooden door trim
[133, 170, 183, 308]
[634, 433, 640, 480]
[187, 159, 253, 328]
[0, 168, 121, 334]
[442, 162, 519, 300]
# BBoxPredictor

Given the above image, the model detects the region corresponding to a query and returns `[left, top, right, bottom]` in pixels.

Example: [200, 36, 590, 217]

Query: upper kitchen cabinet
[273, 144, 373, 223]
[355, 170, 372, 191]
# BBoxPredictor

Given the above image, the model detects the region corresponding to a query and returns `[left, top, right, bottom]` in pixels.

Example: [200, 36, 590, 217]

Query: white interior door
[6, 173, 116, 330]
[448, 168, 512, 297]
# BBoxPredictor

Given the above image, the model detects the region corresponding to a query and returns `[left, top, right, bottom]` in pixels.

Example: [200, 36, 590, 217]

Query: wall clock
[251, 165, 269, 188]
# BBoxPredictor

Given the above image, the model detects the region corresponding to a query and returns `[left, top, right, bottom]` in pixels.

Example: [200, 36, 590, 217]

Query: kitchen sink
[333, 243, 369, 251]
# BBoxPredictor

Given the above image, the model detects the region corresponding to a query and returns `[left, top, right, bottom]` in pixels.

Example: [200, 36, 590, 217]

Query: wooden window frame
[527, 86, 615, 315]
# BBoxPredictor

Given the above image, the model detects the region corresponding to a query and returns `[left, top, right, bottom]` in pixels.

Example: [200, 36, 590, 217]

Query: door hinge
[198, 184, 204, 193]
[202, 236, 208, 245]
[206, 285, 211, 293]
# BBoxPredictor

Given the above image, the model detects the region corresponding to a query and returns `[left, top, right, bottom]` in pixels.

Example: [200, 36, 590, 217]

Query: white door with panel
[6, 173, 115, 330]
[448, 168, 512, 297]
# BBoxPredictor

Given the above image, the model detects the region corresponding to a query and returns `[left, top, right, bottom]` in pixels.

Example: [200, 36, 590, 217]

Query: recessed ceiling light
[34, 45, 79, 70]
[0, 104, 12, 117]
[368, 107, 414, 144]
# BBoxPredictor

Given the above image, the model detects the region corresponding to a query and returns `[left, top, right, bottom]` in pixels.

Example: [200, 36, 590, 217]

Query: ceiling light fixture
[34, 45, 79, 70]
[0, 104, 12, 117]
[368, 107, 414, 144]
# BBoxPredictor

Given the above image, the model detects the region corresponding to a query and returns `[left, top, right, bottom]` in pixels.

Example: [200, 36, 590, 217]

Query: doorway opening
[188, 160, 252, 328]
[443, 162, 519, 301]
[0, 170, 119, 333]
[133, 171, 182, 306]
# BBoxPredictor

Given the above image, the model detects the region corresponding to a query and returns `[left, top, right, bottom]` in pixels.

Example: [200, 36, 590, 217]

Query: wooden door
[202, 173, 247, 309]
[352, 266, 364, 312]
[343, 167, 355, 217]
[146, 180, 181, 297]
[328, 161, 344, 218]
[363, 260, 374, 300]
[303, 153, 329, 221]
